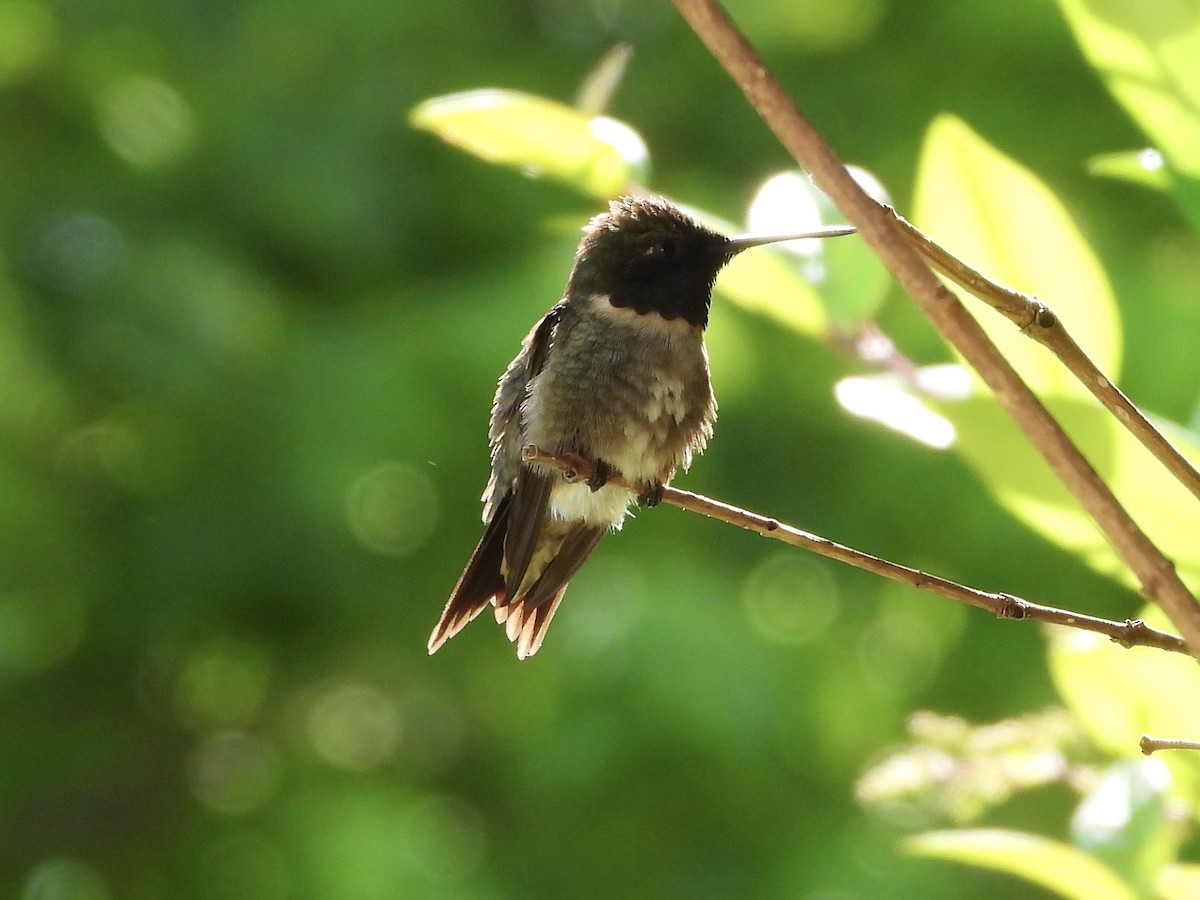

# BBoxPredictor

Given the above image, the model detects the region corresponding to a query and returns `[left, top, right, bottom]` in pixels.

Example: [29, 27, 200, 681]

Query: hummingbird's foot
[587, 458, 612, 492]
[637, 481, 665, 507]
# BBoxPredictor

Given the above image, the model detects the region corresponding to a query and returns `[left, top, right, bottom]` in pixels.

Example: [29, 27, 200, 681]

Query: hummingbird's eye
[648, 237, 676, 260]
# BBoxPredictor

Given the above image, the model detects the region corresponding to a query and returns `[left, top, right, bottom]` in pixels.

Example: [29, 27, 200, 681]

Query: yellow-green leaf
[1058, 0, 1200, 180]
[746, 169, 888, 327]
[1087, 148, 1172, 191]
[1048, 606, 1200, 802]
[718, 248, 827, 335]
[942, 395, 1200, 588]
[1160, 864, 1200, 900]
[914, 116, 1121, 396]
[1070, 759, 1175, 896]
[689, 207, 828, 337]
[409, 89, 647, 199]
[906, 829, 1136, 900]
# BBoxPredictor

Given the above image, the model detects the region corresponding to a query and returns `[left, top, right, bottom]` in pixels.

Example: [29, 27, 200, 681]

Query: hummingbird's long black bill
[726, 224, 856, 255]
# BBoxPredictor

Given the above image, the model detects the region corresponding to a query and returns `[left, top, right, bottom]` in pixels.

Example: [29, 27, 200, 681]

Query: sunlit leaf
[835, 366, 966, 449]
[941, 395, 1200, 588]
[857, 709, 1082, 823]
[746, 171, 823, 241]
[717, 248, 827, 335]
[1058, 0, 1200, 225]
[906, 828, 1136, 900]
[1070, 759, 1174, 896]
[409, 89, 648, 199]
[1057, 0, 1200, 180]
[818, 216, 891, 328]
[575, 43, 633, 117]
[1048, 606, 1200, 800]
[690, 207, 828, 336]
[914, 115, 1122, 396]
[1087, 148, 1171, 191]
[813, 165, 893, 327]
[1160, 863, 1200, 900]
[746, 168, 889, 327]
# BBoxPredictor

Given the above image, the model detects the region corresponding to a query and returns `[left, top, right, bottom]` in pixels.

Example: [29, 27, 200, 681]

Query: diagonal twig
[890, 208, 1200, 505]
[668, 0, 1200, 659]
[524, 445, 1189, 656]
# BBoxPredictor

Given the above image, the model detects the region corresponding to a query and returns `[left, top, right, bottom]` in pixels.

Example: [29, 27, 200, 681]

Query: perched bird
[429, 195, 850, 658]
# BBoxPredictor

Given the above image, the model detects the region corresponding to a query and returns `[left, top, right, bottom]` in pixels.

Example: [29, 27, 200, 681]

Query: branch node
[996, 593, 1028, 620]
[671, 0, 1200, 657]
[1140, 734, 1200, 755]
[1021, 299, 1057, 332]
[1115, 618, 1148, 649]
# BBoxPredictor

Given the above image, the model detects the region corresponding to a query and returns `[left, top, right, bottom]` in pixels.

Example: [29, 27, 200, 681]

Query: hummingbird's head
[567, 196, 735, 328]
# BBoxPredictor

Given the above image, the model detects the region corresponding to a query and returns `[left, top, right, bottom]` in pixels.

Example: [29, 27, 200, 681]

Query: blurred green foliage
[2, 0, 1199, 898]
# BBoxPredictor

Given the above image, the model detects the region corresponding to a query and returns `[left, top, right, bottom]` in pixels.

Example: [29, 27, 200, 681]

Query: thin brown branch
[890, 208, 1200, 505]
[668, 0, 1200, 659]
[524, 446, 1190, 656]
[1140, 735, 1200, 755]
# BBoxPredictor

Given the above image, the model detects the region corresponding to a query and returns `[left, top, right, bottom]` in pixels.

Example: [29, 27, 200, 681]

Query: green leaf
[1087, 148, 1172, 191]
[940, 395, 1200, 589]
[812, 165, 893, 327]
[913, 115, 1122, 396]
[745, 169, 888, 327]
[1048, 605, 1200, 800]
[1058, 0, 1200, 225]
[818, 216, 890, 327]
[574, 43, 634, 117]
[834, 365, 963, 449]
[1057, 0, 1200, 181]
[409, 89, 648, 199]
[1160, 864, 1200, 900]
[688, 206, 828, 337]
[1070, 759, 1175, 896]
[718, 248, 827, 335]
[906, 829, 1136, 900]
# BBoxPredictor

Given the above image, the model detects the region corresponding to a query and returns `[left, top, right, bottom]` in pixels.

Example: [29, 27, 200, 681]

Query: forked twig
[668, 0, 1200, 658]
[890, 209, 1200, 504]
[523, 446, 1190, 656]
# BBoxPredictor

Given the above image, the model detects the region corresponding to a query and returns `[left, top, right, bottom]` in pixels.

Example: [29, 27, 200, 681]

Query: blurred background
[2, 0, 1198, 897]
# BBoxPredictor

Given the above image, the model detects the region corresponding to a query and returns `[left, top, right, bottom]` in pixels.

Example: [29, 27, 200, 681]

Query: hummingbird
[429, 195, 852, 659]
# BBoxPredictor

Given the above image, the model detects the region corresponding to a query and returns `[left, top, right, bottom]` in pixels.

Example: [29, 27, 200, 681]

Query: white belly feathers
[549, 481, 634, 530]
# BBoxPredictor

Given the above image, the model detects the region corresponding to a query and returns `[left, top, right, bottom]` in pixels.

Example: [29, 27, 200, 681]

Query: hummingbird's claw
[637, 481, 664, 507]
[587, 458, 611, 492]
